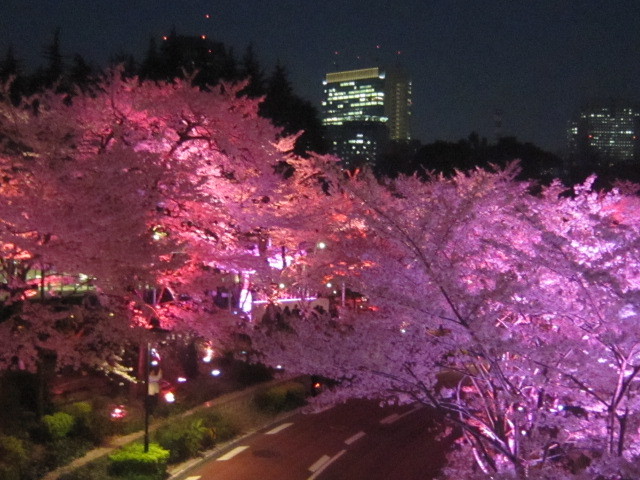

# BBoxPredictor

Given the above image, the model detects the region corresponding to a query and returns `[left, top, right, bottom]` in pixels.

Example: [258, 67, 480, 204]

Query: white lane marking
[380, 405, 424, 425]
[344, 431, 366, 445]
[265, 422, 293, 435]
[380, 413, 399, 424]
[309, 454, 330, 472]
[217, 445, 249, 461]
[184, 477, 201, 480]
[313, 405, 333, 414]
[307, 450, 347, 480]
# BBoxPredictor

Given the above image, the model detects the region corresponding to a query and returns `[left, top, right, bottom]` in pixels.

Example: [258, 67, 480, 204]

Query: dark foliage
[375, 133, 564, 184]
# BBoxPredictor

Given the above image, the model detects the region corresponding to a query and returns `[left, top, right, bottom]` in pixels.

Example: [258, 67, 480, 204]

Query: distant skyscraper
[567, 101, 640, 169]
[322, 66, 411, 168]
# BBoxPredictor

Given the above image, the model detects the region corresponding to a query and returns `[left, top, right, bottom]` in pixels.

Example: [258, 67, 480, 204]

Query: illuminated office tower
[567, 101, 640, 169]
[322, 66, 411, 168]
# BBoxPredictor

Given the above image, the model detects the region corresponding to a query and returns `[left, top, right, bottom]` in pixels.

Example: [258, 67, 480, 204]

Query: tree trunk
[617, 411, 628, 456]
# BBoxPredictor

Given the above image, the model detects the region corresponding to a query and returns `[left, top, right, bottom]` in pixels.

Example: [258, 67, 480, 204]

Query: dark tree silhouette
[68, 54, 94, 92]
[376, 133, 563, 184]
[260, 63, 328, 155]
[38, 28, 65, 89]
[238, 43, 265, 98]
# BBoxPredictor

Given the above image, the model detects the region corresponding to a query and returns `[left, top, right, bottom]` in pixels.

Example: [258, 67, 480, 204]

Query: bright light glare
[177, 377, 187, 383]
[110, 405, 127, 419]
[202, 345, 214, 363]
[210, 369, 221, 377]
[164, 392, 175, 403]
[239, 288, 253, 314]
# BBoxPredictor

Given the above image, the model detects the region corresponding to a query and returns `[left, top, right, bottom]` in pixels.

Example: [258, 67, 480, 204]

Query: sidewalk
[43, 376, 304, 480]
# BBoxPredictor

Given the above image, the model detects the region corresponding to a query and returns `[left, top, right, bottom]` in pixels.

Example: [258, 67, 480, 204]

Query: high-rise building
[322, 66, 411, 168]
[567, 101, 640, 170]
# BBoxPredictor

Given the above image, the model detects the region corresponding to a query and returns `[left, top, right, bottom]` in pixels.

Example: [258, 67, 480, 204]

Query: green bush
[58, 457, 110, 480]
[253, 381, 306, 413]
[200, 410, 240, 443]
[155, 418, 209, 463]
[0, 434, 27, 464]
[0, 434, 28, 480]
[0, 464, 20, 480]
[42, 411, 75, 439]
[55, 437, 94, 466]
[90, 398, 145, 438]
[61, 401, 105, 442]
[233, 360, 273, 386]
[62, 401, 92, 419]
[108, 442, 169, 479]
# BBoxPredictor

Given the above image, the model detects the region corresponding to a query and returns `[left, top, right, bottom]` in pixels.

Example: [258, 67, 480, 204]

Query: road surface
[179, 399, 453, 480]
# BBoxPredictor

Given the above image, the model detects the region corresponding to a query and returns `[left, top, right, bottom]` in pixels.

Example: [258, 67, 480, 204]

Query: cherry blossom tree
[0, 72, 339, 372]
[251, 164, 640, 479]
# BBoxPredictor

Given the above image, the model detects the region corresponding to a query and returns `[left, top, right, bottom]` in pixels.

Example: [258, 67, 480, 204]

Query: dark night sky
[1, 1, 639, 153]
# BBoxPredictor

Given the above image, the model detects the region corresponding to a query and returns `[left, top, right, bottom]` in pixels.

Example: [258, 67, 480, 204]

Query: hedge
[108, 442, 169, 479]
[253, 381, 306, 413]
[42, 411, 75, 439]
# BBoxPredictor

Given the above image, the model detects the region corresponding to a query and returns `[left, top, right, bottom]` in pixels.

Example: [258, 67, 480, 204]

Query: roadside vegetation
[0, 357, 306, 480]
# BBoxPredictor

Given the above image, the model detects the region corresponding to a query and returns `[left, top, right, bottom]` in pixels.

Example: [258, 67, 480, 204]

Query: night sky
[1, 1, 639, 153]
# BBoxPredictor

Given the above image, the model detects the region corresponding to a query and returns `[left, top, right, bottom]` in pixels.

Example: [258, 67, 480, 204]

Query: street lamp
[143, 342, 151, 452]
[143, 343, 162, 452]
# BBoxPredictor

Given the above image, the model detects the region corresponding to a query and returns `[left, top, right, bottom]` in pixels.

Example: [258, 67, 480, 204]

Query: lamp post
[143, 341, 150, 452]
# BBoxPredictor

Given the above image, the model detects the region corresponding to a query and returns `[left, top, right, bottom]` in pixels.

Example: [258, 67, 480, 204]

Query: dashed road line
[265, 422, 294, 435]
[217, 445, 249, 461]
[380, 412, 399, 424]
[308, 454, 330, 472]
[344, 431, 366, 445]
[380, 405, 424, 424]
[307, 450, 347, 480]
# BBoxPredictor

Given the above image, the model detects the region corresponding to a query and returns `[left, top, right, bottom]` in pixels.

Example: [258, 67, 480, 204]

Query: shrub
[62, 401, 92, 419]
[61, 401, 104, 442]
[200, 410, 240, 443]
[42, 411, 75, 439]
[253, 381, 306, 413]
[44, 437, 93, 470]
[154, 418, 208, 463]
[0, 434, 28, 480]
[108, 442, 169, 479]
[0, 434, 28, 464]
[58, 457, 109, 480]
[0, 464, 20, 480]
[233, 360, 273, 386]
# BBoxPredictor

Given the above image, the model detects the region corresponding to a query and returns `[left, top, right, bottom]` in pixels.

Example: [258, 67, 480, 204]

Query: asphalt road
[179, 399, 453, 480]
